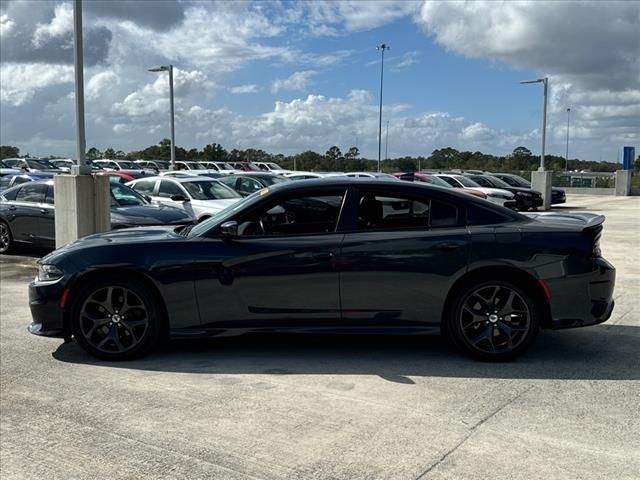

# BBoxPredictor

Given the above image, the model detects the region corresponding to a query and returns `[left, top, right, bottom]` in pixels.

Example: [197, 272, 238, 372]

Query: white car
[434, 173, 515, 206]
[284, 171, 327, 180]
[198, 162, 242, 174]
[93, 159, 149, 175]
[135, 160, 171, 171]
[126, 176, 242, 222]
[253, 162, 291, 175]
[342, 172, 401, 180]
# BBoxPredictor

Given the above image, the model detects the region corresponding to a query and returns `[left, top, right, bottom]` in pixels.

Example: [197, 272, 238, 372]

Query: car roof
[132, 175, 218, 183]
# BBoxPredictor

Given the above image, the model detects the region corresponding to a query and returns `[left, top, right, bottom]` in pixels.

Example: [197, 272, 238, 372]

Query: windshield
[215, 163, 235, 170]
[116, 161, 139, 169]
[188, 193, 259, 237]
[483, 175, 512, 188]
[422, 175, 451, 187]
[453, 176, 481, 188]
[27, 159, 57, 169]
[503, 175, 531, 187]
[152, 161, 170, 169]
[110, 182, 147, 206]
[182, 180, 241, 200]
[267, 162, 283, 170]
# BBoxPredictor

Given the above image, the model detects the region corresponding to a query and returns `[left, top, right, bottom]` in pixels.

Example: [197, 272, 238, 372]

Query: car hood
[110, 204, 193, 226]
[469, 187, 514, 197]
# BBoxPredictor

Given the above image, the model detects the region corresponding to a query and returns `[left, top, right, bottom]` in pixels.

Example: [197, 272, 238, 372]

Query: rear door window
[356, 191, 460, 230]
[15, 183, 46, 203]
[132, 179, 157, 195]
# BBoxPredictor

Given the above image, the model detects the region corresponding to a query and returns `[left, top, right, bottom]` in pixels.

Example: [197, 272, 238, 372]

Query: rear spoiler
[522, 212, 605, 231]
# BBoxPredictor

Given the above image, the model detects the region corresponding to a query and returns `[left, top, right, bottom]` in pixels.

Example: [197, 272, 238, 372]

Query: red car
[95, 171, 135, 184]
[392, 172, 487, 199]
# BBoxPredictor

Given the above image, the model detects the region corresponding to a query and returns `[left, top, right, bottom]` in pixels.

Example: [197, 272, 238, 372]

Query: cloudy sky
[1, 0, 638, 161]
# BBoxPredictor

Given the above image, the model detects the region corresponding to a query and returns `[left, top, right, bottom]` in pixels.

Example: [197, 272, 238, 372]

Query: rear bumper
[547, 257, 616, 329]
[28, 280, 65, 338]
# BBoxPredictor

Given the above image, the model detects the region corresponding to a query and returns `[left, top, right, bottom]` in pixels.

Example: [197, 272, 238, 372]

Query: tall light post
[565, 107, 571, 172]
[520, 77, 548, 171]
[376, 43, 389, 172]
[148, 65, 176, 170]
[73, 0, 88, 174]
[384, 120, 389, 160]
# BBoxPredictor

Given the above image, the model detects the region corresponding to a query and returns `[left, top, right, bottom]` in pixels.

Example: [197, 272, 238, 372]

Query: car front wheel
[448, 281, 540, 361]
[70, 277, 165, 360]
[0, 221, 13, 254]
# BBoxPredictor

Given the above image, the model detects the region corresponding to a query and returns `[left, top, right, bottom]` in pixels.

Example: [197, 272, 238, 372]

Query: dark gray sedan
[0, 180, 194, 253]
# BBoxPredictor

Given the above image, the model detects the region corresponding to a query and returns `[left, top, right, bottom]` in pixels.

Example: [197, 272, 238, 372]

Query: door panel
[338, 228, 469, 329]
[194, 234, 343, 329]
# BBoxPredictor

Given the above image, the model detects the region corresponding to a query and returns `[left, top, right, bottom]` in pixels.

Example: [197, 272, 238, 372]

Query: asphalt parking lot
[1, 195, 639, 480]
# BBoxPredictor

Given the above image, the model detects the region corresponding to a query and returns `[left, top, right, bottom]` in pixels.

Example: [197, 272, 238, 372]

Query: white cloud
[86, 71, 120, 100]
[395, 51, 421, 69]
[0, 13, 16, 37]
[32, 3, 73, 48]
[416, 0, 640, 155]
[295, 1, 422, 37]
[230, 84, 260, 94]
[0, 63, 74, 106]
[271, 71, 317, 93]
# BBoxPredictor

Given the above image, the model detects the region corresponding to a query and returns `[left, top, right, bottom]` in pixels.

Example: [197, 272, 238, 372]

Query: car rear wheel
[0, 221, 13, 254]
[70, 277, 164, 360]
[448, 281, 540, 361]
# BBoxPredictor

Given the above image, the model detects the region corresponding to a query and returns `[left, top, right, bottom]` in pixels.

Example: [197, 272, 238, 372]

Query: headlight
[36, 264, 64, 283]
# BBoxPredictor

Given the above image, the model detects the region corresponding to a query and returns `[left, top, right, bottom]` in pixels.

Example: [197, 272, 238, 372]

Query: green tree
[202, 143, 228, 162]
[104, 148, 116, 159]
[86, 147, 102, 161]
[512, 146, 532, 157]
[0, 145, 20, 160]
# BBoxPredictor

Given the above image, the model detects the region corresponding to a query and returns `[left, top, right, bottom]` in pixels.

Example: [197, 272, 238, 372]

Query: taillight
[593, 232, 602, 257]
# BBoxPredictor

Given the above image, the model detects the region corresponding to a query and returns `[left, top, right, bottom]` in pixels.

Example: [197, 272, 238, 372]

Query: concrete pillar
[54, 175, 110, 248]
[615, 170, 632, 196]
[531, 170, 553, 210]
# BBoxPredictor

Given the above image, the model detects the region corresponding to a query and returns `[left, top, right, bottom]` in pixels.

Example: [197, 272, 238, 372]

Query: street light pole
[520, 77, 548, 171]
[148, 64, 176, 170]
[376, 43, 389, 172]
[565, 107, 571, 172]
[73, 0, 88, 174]
[384, 120, 389, 160]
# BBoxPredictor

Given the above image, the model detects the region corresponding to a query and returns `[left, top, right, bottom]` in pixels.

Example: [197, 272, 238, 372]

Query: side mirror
[220, 220, 238, 238]
[170, 194, 189, 202]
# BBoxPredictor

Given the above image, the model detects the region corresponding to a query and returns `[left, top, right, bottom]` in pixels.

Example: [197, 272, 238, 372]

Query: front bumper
[28, 280, 66, 338]
[515, 195, 543, 210]
[547, 257, 616, 329]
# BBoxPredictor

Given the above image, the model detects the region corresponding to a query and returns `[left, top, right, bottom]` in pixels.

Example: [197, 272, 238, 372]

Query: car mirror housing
[220, 220, 238, 238]
[170, 194, 189, 202]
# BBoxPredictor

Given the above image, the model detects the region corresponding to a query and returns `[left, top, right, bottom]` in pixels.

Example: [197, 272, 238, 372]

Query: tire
[0, 220, 13, 254]
[70, 276, 166, 360]
[447, 280, 540, 361]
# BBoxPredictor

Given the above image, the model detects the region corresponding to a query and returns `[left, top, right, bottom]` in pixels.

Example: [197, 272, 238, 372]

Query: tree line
[2, 141, 637, 173]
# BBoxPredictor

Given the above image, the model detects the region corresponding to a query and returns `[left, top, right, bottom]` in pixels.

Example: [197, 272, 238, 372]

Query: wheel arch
[62, 267, 169, 340]
[441, 265, 552, 334]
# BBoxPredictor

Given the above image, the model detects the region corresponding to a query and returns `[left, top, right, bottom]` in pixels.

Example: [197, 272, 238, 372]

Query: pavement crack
[414, 385, 535, 480]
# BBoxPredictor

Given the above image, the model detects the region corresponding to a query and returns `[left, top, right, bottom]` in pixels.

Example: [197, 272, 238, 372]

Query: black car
[462, 173, 543, 211]
[217, 172, 289, 196]
[493, 173, 566, 205]
[0, 180, 194, 252]
[27, 178, 614, 362]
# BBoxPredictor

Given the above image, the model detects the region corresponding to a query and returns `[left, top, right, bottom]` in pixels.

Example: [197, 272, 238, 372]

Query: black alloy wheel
[449, 281, 540, 361]
[71, 278, 164, 360]
[0, 221, 13, 254]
